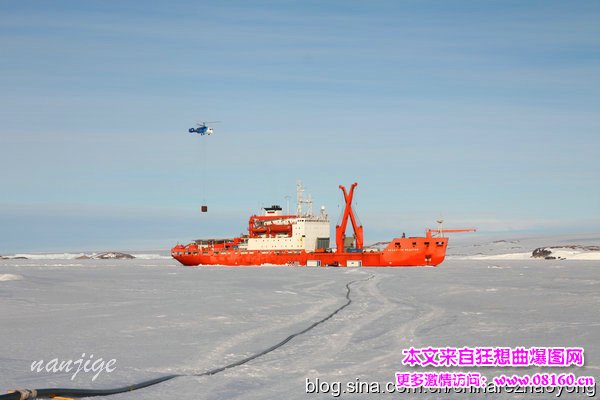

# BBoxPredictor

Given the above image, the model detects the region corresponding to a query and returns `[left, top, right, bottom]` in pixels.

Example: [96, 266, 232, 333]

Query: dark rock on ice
[532, 248, 552, 258]
[93, 252, 135, 259]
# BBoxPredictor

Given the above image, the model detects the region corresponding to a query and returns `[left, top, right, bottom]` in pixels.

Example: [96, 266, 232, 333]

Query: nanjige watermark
[31, 353, 116, 381]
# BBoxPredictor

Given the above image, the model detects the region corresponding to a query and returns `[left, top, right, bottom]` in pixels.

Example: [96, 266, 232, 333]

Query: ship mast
[296, 180, 313, 217]
[296, 180, 304, 216]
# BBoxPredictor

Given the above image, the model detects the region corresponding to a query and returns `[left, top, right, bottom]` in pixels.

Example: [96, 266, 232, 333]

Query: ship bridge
[247, 182, 330, 252]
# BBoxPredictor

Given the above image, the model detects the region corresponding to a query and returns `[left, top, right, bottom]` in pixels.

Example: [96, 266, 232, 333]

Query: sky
[1, 0, 599, 253]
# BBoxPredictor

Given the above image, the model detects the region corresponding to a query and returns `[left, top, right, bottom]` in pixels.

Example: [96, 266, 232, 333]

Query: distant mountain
[92, 252, 135, 259]
[448, 234, 600, 260]
[1, 252, 139, 260]
[532, 245, 600, 260]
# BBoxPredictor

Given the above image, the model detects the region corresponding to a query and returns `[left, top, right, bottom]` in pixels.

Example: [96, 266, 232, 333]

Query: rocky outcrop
[1, 252, 135, 260]
[531, 247, 564, 260]
[561, 245, 600, 251]
[532, 248, 552, 258]
[92, 252, 135, 259]
[531, 245, 600, 260]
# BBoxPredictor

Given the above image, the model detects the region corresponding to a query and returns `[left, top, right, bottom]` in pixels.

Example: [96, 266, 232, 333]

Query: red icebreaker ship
[171, 182, 475, 267]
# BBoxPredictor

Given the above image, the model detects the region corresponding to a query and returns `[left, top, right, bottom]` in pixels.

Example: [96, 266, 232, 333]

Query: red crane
[426, 228, 477, 238]
[335, 182, 364, 253]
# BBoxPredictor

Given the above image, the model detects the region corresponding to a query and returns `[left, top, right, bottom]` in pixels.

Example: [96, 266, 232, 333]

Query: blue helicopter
[188, 121, 219, 135]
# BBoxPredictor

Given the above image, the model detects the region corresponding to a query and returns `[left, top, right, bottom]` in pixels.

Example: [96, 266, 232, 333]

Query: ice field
[1, 236, 598, 399]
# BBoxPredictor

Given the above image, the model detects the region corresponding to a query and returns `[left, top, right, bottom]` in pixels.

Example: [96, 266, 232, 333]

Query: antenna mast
[285, 195, 291, 215]
[296, 180, 314, 217]
[296, 181, 304, 216]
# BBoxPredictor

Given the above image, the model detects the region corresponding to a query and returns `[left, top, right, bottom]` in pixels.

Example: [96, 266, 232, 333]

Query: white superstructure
[247, 182, 330, 251]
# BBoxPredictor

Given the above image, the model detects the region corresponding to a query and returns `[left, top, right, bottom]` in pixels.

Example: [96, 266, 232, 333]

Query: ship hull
[172, 237, 448, 267]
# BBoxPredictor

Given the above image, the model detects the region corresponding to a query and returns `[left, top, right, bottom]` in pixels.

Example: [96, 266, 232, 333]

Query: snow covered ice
[0, 237, 598, 399]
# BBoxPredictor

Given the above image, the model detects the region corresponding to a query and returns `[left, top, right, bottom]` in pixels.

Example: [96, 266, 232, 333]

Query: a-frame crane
[335, 182, 364, 253]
